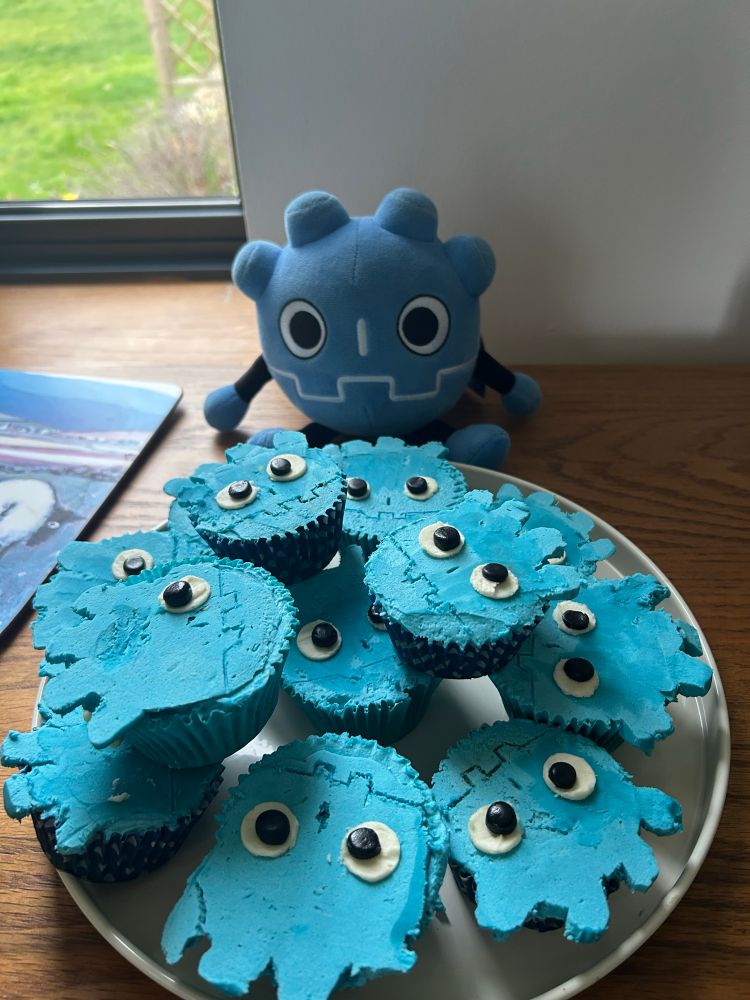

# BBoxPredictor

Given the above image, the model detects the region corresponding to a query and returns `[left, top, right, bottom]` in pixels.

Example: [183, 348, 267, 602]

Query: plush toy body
[206, 189, 541, 468]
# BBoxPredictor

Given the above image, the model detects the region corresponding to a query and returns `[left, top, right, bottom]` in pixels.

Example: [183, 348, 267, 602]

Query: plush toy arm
[471, 346, 542, 416]
[204, 356, 271, 431]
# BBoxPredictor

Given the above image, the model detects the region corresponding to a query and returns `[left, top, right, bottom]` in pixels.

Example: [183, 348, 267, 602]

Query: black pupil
[228, 479, 252, 499]
[288, 309, 322, 350]
[311, 622, 338, 648]
[122, 555, 146, 576]
[485, 801, 517, 836]
[270, 457, 292, 477]
[163, 580, 192, 608]
[347, 826, 381, 860]
[368, 604, 384, 626]
[406, 476, 428, 495]
[482, 563, 509, 583]
[564, 657, 595, 682]
[402, 305, 439, 346]
[433, 525, 461, 551]
[347, 477, 368, 498]
[562, 609, 590, 631]
[255, 808, 290, 846]
[548, 761, 577, 790]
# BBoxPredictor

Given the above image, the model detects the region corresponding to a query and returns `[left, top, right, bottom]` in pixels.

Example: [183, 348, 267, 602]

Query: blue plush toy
[205, 188, 542, 468]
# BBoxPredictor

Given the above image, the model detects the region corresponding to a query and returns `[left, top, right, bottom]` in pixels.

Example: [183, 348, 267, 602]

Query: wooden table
[0, 280, 748, 999]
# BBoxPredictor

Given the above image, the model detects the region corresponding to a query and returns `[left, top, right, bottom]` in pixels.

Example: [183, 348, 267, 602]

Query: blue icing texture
[164, 431, 344, 543]
[162, 734, 449, 1000]
[494, 574, 713, 751]
[432, 719, 682, 943]
[40, 558, 297, 748]
[2, 710, 222, 854]
[365, 491, 583, 646]
[323, 438, 467, 549]
[494, 484, 616, 575]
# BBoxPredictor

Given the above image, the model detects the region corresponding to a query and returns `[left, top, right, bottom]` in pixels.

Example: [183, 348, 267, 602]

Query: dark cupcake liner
[499, 693, 625, 753]
[341, 528, 379, 560]
[198, 495, 345, 586]
[30, 772, 222, 882]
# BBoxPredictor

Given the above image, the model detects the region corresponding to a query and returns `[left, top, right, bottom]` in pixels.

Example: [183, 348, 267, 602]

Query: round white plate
[34, 465, 730, 1000]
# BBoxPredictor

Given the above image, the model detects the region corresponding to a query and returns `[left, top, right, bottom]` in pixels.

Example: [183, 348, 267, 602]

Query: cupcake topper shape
[203, 189, 543, 470]
[162, 734, 448, 1000]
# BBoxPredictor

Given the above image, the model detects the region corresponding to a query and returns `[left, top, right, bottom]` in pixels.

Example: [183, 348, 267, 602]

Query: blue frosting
[164, 431, 345, 543]
[284, 545, 436, 720]
[40, 558, 297, 748]
[432, 719, 682, 943]
[493, 574, 713, 751]
[323, 437, 467, 548]
[364, 491, 583, 646]
[494, 484, 616, 575]
[1, 709, 222, 854]
[162, 733, 449, 1000]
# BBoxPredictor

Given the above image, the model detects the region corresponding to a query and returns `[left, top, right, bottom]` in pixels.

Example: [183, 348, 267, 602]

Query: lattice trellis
[143, 0, 221, 102]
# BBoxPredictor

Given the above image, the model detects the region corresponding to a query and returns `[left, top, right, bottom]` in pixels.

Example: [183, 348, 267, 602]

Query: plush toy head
[232, 188, 495, 436]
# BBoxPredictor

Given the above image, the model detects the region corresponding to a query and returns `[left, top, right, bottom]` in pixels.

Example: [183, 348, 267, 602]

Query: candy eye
[341, 821, 401, 882]
[296, 619, 342, 660]
[553, 601, 597, 634]
[397, 296, 450, 355]
[266, 454, 307, 481]
[470, 562, 519, 600]
[468, 800, 523, 855]
[215, 479, 257, 509]
[279, 300, 326, 358]
[543, 753, 596, 801]
[553, 657, 600, 698]
[111, 548, 154, 580]
[546, 549, 567, 564]
[241, 802, 299, 858]
[367, 604, 387, 631]
[404, 475, 439, 501]
[418, 521, 464, 558]
[346, 477, 370, 500]
[159, 575, 211, 614]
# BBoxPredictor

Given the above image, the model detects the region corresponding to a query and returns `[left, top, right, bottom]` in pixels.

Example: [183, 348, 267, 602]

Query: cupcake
[283, 545, 439, 743]
[39, 558, 297, 768]
[364, 490, 584, 678]
[492, 573, 713, 751]
[162, 733, 448, 1000]
[324, 437, 467, 556]
[165, 430, 346, 585]
[494, 483, 616, 575]
[2, 708, 222, 882]
[432, 719, 682, 943]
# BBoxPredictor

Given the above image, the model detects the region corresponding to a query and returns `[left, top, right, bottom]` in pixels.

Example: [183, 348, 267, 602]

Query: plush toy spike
[444, 235, 496, 296]
[231, 241, 281, 300]
[285, 191, 350, 247]
[375, 188, 439, 241]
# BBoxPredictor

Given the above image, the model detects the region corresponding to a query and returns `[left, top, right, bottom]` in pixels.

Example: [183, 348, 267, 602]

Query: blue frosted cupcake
[492, 574, 713, 752]
[40, 558, 297, 768]
[283, 545, 439, 743]
[324, 437, 467, 556]
[494, 483, 616, 575]
[165, 431, 346, 585]
[2, 708, 223, 882]
[162, 733, 448, 1000]
[365, 491, 584, 678]
[432, 719, 682, 943]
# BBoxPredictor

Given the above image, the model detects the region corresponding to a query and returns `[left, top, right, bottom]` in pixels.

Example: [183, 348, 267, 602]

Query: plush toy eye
[159, 575, 211, 614]
[111, 548, 154, 580]
[341, 821, 401, 882]
[296, 619, 342, 660]
[266, 454, 308, 481]
[397, 296, 450, 355]
[553, 657, 600, 697]
[215, 479, 257, 509]
[279, 300, 326, 358]
[404, 475, 439, 500]
[241, 802, 299, 857]
[468, 801, 523, 855]
[543, 753, 596, 801]
[553, 601, 597, 635]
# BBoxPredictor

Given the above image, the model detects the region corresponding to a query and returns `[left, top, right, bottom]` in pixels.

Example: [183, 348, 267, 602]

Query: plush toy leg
[445, 424, 510, 469]
[501, 372, 542, 416]
[204, 384, 251, 431]
[246, 427, 285, 447]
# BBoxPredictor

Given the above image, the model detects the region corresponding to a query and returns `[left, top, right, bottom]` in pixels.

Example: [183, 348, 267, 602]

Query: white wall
[217, 0, 750, 362]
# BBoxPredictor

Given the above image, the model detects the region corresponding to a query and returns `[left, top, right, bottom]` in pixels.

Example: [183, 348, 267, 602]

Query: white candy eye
[297, 620, 341, 660]
[418, 521, 464, 558]
[215, 479, 257, 509]
[397, 296, 450, 355]
[346, 477, 370, 501]
[470, 563, 519, 600]
[543, 753, 596, 801]
[404, 475, 439, 500]
[341, 821, 401, 882]
[159, 575, 211, 614]
[553, 657, 600, 698]
[111, 548, 153, 580]
[468, 801, 523, 855]
[546, 550, 567, 564]
[367, 604, 387, 631]
[279, 300, 326, 358]
[553, 601, 597, 635]
[267, 454, 307, 481]
[241, 802, 299, 858]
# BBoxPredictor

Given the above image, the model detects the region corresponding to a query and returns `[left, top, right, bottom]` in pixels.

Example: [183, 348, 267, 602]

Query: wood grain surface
[0, 280, 748, 1000]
